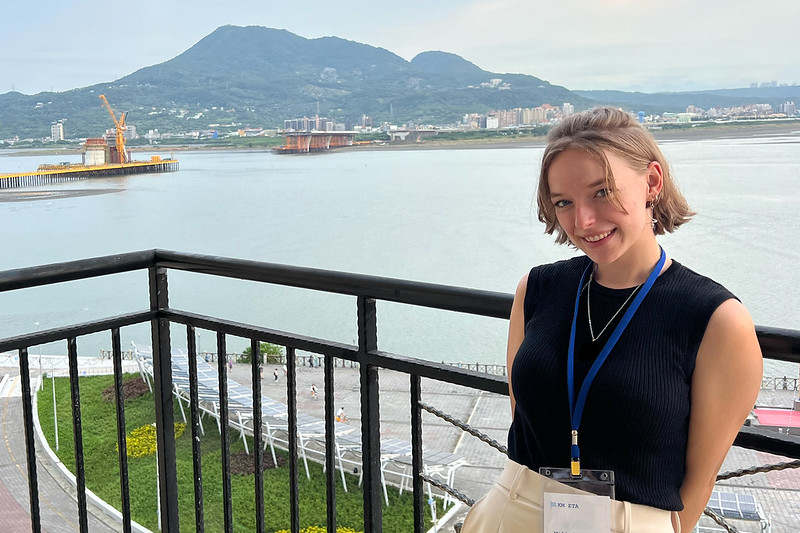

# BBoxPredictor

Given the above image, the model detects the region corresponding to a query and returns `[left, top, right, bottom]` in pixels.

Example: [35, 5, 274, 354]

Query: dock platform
[0, 159, 179, 189]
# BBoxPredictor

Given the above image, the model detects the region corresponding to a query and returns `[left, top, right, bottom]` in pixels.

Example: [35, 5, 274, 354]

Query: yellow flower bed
[118, 423, 187, 458]
[275, 526, 364, 533]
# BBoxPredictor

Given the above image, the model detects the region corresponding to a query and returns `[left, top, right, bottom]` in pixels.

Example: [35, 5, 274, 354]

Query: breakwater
[0, 159, 179, 189]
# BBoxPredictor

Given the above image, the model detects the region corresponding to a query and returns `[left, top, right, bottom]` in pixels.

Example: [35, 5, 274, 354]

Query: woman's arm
[678, 298, 763, 532]
[506, 273, 529, 418]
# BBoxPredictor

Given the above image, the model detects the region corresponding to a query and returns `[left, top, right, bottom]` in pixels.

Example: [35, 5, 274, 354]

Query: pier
[272, 131, 356, 154]
[0, 158, 179, 189]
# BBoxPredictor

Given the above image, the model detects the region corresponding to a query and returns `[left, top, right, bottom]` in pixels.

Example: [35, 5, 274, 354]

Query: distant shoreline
[3, 120, 798, 157]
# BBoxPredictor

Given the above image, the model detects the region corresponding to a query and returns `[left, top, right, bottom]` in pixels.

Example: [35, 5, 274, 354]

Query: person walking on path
[273, 368, 279, 382]
[310, 383, 318, 400]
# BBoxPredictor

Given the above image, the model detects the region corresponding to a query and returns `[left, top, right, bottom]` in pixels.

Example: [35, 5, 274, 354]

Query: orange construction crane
[99, 95, 128, 163]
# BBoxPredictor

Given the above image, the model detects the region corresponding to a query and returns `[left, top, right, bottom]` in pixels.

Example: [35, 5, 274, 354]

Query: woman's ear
[646, 161, 664, 198]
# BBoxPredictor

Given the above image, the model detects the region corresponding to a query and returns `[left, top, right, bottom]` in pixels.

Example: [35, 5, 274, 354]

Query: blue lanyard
[567, 247, 666, 476]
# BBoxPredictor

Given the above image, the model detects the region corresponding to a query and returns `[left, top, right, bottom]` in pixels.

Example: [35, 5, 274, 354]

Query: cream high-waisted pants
[461, 460, 679, 533]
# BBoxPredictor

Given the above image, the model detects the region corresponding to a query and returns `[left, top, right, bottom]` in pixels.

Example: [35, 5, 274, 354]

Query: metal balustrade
[0, 249, 798, 533]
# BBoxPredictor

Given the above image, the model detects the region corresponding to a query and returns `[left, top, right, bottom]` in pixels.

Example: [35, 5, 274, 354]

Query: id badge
[539, 467, 615, 499]
[543, 492, 611, 533]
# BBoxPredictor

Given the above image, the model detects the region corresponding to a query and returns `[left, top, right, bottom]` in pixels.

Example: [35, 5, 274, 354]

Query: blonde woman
[462, 108, 762, 533]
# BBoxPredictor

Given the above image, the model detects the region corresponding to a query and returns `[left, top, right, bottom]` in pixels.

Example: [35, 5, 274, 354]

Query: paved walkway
[0, 370, 118, 533]
[235, 362, 800, 533]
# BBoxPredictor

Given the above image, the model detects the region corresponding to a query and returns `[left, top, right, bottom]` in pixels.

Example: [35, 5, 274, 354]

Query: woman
[462, 107, 762, 532]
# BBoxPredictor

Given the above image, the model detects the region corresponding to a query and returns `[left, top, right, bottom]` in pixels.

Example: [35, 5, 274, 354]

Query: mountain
[3, 25, 797, 140]
[0, 25, 585, 139]
[575, 86, 800, 114]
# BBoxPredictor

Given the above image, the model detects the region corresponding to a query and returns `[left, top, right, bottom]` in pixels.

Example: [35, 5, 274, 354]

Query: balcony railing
[0, 250, 798, 533]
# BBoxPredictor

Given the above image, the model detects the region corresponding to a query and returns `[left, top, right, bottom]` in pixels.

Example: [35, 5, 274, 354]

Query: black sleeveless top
[507, 256, 736, 511]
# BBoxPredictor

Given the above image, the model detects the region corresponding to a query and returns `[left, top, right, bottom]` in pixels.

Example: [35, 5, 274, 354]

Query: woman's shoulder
[658, 260, 738, 319]
[664, 260, 736, 298]
[528, 255, 588, 284]
[518, 256, 588, 320]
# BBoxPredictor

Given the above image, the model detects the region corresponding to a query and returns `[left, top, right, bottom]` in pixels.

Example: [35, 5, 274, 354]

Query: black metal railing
[0, 249, 798, 533]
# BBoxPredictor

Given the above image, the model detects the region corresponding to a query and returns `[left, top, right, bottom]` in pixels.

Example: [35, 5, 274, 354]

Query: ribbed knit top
[507, 256, 736, 511]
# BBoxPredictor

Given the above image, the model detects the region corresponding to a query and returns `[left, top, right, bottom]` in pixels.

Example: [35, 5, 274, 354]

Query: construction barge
[0, 94, 178, 189]
[0, 157, 179, 189]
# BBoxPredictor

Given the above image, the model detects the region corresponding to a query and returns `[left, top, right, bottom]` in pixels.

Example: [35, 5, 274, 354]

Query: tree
[240, 342, 285, 364]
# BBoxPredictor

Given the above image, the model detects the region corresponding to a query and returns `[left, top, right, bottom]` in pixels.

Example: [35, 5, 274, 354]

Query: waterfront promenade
[0, 358, 797, 532]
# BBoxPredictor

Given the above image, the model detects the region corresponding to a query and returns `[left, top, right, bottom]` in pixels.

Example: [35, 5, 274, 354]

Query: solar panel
[132, 343, 468, 496]
[707, 490, 765, 522]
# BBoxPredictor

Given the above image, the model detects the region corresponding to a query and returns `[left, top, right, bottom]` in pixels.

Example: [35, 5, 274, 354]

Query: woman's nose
[575, 203, 596, 229]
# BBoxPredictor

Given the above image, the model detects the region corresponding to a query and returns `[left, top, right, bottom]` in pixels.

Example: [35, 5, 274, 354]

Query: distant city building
[283, 116, 336, 131]
[104, 125, 137, 143]
[50, 121, 64, 142]
[562, 103, 574, 116]
[781, 101, 797, 115]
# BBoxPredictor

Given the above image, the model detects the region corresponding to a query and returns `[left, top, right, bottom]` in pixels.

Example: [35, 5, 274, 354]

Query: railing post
[111, 329, 132, 533]
[67, 337, 89, 533]
[149, 265, 179, 532]
[250, 339, 265, 533]
[357, 296, 382, 533]
[187, 327, 205, 533]
[216, 333, 233, 533]
[19, 347, 42, 533]
[410, 375, 425, 533]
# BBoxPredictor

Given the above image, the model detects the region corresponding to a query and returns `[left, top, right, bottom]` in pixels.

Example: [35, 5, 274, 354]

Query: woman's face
[547, 148, 658, 269]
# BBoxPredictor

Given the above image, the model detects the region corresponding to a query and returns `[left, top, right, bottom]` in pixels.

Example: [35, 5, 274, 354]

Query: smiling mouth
[583, 229, 614, 243]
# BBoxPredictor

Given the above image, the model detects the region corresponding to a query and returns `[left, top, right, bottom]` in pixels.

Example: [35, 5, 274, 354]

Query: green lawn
[37, 374, 443, 532]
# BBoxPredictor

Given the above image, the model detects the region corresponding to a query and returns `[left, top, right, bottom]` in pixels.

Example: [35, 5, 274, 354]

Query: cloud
[1, 0, 798, 94]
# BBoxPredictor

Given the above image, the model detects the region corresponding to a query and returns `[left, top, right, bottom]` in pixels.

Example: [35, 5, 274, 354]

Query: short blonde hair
[537, 107, 694, 245]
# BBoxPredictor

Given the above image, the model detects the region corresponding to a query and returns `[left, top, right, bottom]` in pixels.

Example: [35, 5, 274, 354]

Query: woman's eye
[596, 188, 609, 198]
[554, 199, 571, 208]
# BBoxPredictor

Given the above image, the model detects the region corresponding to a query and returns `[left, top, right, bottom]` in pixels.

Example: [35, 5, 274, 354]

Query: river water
[1, 134, 799, 377]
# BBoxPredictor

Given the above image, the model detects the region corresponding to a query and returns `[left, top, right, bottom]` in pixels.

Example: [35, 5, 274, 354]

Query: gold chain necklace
[586, 272, 642, 342]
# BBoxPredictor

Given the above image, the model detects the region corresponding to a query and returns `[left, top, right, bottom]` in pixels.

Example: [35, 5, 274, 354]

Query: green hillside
[0, 25, 584, 139]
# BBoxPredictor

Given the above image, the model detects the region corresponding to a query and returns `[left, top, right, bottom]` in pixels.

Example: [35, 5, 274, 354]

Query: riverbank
[3, 119, 798, 157]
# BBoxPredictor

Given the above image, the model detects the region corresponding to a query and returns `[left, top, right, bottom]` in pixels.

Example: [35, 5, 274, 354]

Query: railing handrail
[153, 249, 513, 318]
[3, 249, 795, 362]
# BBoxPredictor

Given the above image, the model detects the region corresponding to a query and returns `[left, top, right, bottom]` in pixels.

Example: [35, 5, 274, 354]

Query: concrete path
[0, 369, 118, 533]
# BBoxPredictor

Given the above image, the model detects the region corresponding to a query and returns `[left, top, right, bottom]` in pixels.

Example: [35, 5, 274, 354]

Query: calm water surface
[1, 136, 798, 376]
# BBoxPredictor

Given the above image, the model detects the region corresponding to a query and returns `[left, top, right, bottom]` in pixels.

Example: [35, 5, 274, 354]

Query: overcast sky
[3, 0, 798, 96]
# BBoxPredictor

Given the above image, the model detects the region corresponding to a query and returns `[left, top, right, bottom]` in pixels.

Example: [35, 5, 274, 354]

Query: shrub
[275, 526, 364, 533]
[119, 423, 186, 458]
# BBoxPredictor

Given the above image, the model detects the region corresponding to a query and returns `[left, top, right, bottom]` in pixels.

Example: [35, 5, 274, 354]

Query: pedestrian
[310, 383, 318, 400]
[335, 406, 347, 423]
[227, 356, 232, 370]
[283, 364, 287, 377]
[460, 107, 762, 533]
[273, 368, 279, 382]
[259, 364, 263, 380]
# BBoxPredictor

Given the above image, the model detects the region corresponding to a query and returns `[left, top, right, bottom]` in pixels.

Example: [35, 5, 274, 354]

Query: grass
[37, 374, 444, 532]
